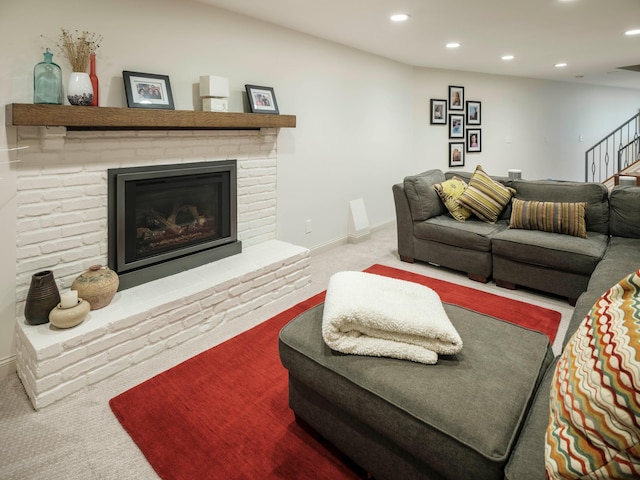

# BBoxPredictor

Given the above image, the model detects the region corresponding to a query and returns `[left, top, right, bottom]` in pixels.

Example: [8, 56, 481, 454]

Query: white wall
[1, 0, 639, 378]
[411, 68, 640, 181]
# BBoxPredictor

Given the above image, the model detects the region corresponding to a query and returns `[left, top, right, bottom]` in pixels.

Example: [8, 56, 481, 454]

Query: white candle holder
[200, 75, 229, 112]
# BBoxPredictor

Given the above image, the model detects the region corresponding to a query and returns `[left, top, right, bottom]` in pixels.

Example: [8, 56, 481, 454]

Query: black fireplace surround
[108, 160, 241, 290]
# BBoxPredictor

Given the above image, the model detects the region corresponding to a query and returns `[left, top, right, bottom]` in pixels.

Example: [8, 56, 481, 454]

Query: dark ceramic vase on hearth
[24, 270, 61, 325]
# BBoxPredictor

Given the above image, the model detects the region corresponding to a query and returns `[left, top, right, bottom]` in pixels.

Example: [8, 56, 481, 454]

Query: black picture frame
[245, 84, 279, 114]
[430, 99, 447, 125]
[449, 143, 465, 167]
[466, 128, 482, 153]
[449, 85, 464, 110]
[122, 71, 174, 110]
[449, 114, 464, 139]
[466, 100, 481, 125]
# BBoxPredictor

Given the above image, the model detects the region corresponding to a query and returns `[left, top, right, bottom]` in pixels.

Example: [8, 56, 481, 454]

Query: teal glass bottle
[33, 48, 62, 104]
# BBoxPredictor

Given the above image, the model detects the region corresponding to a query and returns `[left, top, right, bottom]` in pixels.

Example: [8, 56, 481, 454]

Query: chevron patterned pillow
[546, 270, 640, 479]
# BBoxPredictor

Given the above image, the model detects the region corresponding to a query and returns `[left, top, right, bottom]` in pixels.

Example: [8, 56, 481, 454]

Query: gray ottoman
[279, 302, 554, 480]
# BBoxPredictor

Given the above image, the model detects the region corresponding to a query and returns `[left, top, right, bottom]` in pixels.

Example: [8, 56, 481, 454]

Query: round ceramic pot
[49, 299, 90, 329]
[71, 265, 119, 310]
[67, 72, 94, 106]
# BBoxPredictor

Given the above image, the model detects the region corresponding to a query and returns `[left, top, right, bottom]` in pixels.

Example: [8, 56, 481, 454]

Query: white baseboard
[310, 220, 394, 256]
[0, 355, 17, 380]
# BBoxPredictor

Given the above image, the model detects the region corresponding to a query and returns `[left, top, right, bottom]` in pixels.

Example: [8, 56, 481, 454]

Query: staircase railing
[618, 135, 640, 172]
[585, 112, 640, 182]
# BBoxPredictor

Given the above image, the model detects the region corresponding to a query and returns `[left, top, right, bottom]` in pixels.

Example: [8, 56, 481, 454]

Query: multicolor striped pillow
[545, 270, 640, 479]
[456, 165, 515, 223]
[509, 198, 587, 238]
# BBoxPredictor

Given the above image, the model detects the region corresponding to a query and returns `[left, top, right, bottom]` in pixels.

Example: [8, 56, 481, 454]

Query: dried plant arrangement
[57, 28, 102, 72]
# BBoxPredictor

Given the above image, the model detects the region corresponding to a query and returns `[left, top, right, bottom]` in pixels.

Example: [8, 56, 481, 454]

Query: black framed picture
[466, 100, 481, 125]
[430, 99, 447, 125]
[449, 143, 465, 167]
[466, 128, 482, 153]
[245, 84, 279, 114]
[449, 85, 464, 110]
[449, 114, 464, 139]
[122, 71, 174, 110]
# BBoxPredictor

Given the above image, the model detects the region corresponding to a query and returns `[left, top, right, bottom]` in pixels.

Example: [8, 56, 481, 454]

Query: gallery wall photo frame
[449, 114, 464, 139]
[430, 99, 447, 125]
[466, 128, 482, 153]
[466, 100, 481, 125]
[245, 84, 279, 114]
[123, 71, 174, 110]
[449, 142, 465, 167]
[448, 85, 464, 110]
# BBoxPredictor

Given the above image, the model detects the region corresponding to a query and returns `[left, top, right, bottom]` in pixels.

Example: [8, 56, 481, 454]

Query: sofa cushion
[509, 198, 587, 238]
[504, 359, 557, 480]
[433, 177, 472, 221]
[492, 228, 608, 275]
[563, 236, 640, 351]
[510, 179, 609, 235]
[414, 215, 507, 252]
[609, 185, 640, 238]
[546, 270, 640, 478]
[403, 169, 447, 221]
[280, 302, 554, 480]
[457, 165, 516, 223]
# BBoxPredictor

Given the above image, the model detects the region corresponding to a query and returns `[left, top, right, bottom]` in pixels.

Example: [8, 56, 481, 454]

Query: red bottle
[89, 53, 99, 106]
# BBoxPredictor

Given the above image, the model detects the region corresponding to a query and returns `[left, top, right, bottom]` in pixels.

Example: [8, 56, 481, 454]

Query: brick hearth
[12, 127, 310, 409]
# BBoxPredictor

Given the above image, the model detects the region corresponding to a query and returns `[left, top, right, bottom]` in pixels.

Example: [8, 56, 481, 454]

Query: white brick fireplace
[12, 126, 310, 409]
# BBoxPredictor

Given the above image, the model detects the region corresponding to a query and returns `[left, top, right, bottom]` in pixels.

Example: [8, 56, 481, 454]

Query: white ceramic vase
[67, 72, 94, 106]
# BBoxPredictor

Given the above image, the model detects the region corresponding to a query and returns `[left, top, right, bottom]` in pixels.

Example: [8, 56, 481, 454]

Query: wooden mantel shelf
[8, 103, 296, 131]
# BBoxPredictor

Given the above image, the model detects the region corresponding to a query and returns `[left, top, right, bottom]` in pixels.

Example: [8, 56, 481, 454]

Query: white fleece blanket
[322, 271, 463, 364]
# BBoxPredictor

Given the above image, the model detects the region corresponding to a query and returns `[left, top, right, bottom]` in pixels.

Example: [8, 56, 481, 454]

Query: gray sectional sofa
[278, 171, 640, 479]
[394, 169, 611, 304]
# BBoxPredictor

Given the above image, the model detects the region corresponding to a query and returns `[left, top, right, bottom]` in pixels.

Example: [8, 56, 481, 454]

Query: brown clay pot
[71, 265, 119, 310]
[24, 270, 61, 325]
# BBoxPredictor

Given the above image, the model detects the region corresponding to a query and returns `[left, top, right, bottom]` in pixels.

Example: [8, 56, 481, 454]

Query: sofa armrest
[393, 183, 415, 261]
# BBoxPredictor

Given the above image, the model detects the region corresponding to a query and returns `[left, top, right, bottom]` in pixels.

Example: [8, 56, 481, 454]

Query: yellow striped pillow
[509, 198, 587, 238]
[545, 270, 640, 479]
[456, 165, 515, 223]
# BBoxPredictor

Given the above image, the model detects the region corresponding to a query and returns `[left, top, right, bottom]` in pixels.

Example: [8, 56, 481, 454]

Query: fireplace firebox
[108, 160, 241, 290]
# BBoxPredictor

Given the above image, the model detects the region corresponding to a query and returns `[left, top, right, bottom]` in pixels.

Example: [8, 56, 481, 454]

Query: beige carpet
[0, 224, 574, 480]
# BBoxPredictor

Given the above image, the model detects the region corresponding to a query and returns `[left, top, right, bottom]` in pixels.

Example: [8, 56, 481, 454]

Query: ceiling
[196, 0, 640, 89]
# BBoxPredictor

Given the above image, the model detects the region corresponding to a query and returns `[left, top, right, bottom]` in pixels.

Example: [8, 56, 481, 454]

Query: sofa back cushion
[404, 169, 447, 221]
[545, 269, 640, 479]
[511, 179, 609, 235]
[609, 185, 640, 238]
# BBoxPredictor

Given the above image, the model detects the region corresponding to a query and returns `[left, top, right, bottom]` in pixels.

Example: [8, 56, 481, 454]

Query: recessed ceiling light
[555, 62, 567, 68]
[625, 29, 640, 36]
[390, 13, 410, 22]
[502, 55, 515, 61]
[446, 42, 461, 49]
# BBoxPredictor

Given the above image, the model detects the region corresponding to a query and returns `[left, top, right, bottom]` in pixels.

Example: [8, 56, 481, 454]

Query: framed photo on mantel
[122, 71, 174, 110]
[245, 84, 279, 114]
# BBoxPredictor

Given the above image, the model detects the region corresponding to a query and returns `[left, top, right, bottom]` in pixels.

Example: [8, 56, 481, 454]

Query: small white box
[508, 169, 522, 180]
[199, 75, 229, 98]
[202, 97, 228, 112]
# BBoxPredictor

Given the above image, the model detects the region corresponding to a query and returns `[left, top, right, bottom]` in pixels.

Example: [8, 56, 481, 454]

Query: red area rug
[109, 264, 561, 480]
